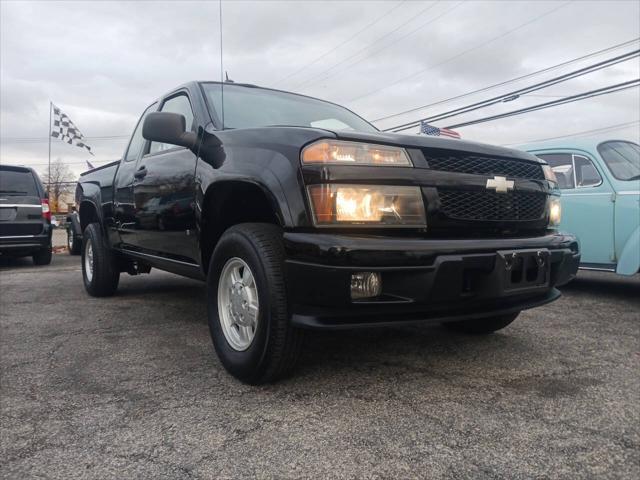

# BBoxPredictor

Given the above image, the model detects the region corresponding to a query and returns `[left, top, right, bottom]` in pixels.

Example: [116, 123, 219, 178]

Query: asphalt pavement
[1, 254, 638, 479]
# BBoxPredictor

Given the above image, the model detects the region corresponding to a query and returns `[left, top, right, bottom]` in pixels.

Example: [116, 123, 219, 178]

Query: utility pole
[47, 101, 52, 198]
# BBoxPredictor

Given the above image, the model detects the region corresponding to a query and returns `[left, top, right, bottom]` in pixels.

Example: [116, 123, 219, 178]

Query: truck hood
[328, 129, 541, 163]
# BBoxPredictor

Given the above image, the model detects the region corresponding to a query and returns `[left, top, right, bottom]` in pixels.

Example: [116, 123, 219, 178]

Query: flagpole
[47, 101, 52, 198]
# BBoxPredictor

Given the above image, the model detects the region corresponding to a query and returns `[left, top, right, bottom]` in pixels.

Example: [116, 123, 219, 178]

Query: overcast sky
[1, 0, 639, 177]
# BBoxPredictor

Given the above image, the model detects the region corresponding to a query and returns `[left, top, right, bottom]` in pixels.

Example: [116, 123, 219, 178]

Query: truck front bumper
[284, 232, 580, 329]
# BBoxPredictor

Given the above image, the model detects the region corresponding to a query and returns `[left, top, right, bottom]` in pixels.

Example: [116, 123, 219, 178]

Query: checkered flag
[50, 103, 93, 155]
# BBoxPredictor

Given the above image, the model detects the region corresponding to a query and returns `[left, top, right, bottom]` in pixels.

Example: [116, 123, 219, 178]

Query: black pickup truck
[75, 81, 579, 383]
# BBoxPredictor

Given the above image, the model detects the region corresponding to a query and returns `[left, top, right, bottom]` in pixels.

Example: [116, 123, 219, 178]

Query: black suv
[75, 82, 579, 383]
[0, 165, 53, 265]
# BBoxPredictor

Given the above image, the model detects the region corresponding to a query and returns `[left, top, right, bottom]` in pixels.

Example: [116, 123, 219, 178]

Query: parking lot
[1, 252, 638, 479]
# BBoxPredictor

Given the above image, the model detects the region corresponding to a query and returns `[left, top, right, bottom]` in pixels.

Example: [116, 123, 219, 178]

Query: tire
[443, 312, 520, 334]
[82, 222, 120, 297]
[68, 229, 81, 255]
[207, 223, 304, 384]
[32, 245, 52, 265]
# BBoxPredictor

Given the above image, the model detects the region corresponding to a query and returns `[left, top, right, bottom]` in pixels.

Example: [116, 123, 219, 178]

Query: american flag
[419, 121, 461, 139]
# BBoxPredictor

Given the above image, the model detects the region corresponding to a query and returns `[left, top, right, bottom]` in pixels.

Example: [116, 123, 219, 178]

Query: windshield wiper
[626, 174, 640, 181]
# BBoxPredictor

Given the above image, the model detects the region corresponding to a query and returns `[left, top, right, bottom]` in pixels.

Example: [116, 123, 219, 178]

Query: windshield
[0, 167, 39, 196]
[597, 141, 640, 181]
[201, 83, 377, 133]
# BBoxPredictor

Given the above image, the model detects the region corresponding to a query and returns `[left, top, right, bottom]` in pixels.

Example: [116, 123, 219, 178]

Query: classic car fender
[616, 226, 640, 275]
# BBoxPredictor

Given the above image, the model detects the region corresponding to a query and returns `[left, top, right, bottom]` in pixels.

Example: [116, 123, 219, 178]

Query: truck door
[132, 92, 199, 263]
[113, 103, 157, 247]
[538, 152, 615, 268]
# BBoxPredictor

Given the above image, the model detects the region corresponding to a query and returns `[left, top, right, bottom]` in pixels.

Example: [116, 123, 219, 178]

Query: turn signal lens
[548, 197, 561, 227]
[302, 140, 412, 166]
[307, 184, 426, 227]
[542, 164, 558, 185]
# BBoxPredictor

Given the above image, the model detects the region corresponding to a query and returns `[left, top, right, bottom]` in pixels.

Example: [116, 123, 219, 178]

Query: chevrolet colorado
[75, 81, 580, 383]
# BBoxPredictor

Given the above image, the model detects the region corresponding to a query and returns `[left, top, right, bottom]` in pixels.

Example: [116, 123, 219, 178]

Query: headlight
[302, 140, 412, 166]
[542, 164, 557, 185]
[307, 184, 426, 227]
[548, 197, 561, 227]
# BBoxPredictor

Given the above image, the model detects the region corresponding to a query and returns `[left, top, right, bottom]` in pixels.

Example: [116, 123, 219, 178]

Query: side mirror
[142, 112, 197, 150]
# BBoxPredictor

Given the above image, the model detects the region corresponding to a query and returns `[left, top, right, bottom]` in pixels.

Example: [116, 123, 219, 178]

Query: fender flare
[616, 226, 640, 275]
[77, 183, 107, 239]
[200, 174, 291, 228]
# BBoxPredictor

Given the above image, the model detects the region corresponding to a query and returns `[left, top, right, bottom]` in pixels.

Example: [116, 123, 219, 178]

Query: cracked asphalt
[1, 254, 638, 479]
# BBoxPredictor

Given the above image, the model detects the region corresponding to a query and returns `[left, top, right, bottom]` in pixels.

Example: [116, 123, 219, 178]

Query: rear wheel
[32, 244, 52, 265]
[68, 228, 81, 255]
[443, 312, 520, 334]
[207, 223, 304, 384]
[82, 223, 119, 297]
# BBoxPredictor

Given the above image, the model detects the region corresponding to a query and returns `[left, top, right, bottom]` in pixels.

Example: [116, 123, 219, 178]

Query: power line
[502, 120, 640, 146]
[371, 37, 640, 123]
[16, 160, 114, 167]
[384, 48, 640, 132]
[443, 79, 640, 130]
[274, 0, 408, 86]
[2, 135, 129, 144]
[290, 1, 446, 90]
[293, 1, 463, 90]
[346, 1, 573, 104]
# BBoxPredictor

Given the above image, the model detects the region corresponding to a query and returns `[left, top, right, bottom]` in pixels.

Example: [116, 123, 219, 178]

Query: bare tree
[41, 158, 75, 212]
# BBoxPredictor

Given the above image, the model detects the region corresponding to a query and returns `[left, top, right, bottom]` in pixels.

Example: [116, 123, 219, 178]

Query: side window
[537, 153, 575, 189]
[574, 155, 602, 188]
[124, 104, 156, 162]
[148, 94, 194, 154]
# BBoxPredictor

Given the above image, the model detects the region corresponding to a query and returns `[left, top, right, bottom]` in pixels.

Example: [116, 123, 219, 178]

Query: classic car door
[132, 91, 199, 264]
[536, 152, 615, 268]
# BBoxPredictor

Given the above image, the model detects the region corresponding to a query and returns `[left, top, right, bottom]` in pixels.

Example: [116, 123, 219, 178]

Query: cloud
[1, 0, 639, 178]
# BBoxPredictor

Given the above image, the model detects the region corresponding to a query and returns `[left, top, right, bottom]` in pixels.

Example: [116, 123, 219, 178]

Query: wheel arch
[79, 200, 100, 232]
[200, 179, 285, 273]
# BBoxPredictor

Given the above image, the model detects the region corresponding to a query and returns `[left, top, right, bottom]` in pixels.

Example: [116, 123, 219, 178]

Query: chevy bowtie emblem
[486, 175, 514, 194]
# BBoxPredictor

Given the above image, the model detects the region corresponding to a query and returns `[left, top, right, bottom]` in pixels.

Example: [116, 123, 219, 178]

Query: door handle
[134, 166, 148, 180]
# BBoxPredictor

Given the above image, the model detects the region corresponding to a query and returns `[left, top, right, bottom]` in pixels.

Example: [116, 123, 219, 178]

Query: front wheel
[443, 312, 520, 334]
[82, 223, 119, 297]
[207, 223, 304, 384]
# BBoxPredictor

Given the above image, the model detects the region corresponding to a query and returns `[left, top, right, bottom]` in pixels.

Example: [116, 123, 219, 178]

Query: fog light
[351, 272, 382, 300]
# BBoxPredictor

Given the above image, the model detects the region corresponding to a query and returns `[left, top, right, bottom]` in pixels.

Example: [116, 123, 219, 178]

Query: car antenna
[225, 72, 234, 83]
[219, 0, 225, 129]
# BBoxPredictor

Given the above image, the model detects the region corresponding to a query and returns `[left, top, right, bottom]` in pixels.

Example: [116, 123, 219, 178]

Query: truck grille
[424, 151, 544, 180]
[438, 190, 547, 221]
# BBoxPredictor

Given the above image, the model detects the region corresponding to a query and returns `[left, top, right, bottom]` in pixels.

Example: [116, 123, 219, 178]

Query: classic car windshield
[201, 83, 377, 133]
[597, 141, 640, 181]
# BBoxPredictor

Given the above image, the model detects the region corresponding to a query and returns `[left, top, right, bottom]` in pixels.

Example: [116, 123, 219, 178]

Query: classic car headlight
[548, 197, 561, 227]
[302, 140, 412, 166]
[542, 164, 558, 185]
[307, 184, 426, 227]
